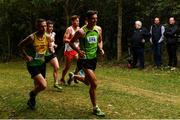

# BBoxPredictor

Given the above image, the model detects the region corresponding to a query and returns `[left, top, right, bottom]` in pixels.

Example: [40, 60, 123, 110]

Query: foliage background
[0, 0, 180, 61]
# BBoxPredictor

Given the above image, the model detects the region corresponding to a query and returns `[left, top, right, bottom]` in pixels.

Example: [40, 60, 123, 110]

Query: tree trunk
[63, 0, 70, 28]
[7, 31, 11, 60]
[117, 0, 122, 61]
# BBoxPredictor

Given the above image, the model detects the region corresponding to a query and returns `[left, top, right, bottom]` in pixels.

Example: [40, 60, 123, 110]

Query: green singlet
[80, 25, 100, 59]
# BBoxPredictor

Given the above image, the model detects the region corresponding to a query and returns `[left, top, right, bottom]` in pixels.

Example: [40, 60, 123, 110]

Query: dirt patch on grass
[108, 82, 180, 106]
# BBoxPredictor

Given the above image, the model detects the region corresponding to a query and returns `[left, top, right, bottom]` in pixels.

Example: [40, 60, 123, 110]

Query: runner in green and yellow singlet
[69, 10, 105, 117]
[18, 19, 51, 110]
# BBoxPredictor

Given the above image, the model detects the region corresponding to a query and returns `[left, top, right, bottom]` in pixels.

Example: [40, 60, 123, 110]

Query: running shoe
[27, 91, 36, 110]
[74, 79, 79, 84]
[67, 72, 74, 85]
[54, 83, 63, 90]
[79, 69, 85, 77]
[171, 67, 176, 71]
[60, 79, 66, 85]
[93, 106, 105, 117]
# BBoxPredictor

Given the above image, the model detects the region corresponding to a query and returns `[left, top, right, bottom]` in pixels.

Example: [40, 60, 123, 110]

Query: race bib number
[87, 36, 97, 43]
[34, 53, 45, 61]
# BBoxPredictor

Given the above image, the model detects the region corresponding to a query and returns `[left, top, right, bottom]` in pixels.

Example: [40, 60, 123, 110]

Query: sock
[30, 91, 36, 98]
[70, 72, 74, 78]
[72, 74, 74, 78]
[93, 105, 98, 110]
[55, 80, 59, 84]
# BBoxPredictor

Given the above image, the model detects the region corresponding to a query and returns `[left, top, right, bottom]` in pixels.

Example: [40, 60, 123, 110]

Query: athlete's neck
[72, 25, 78, 31]
[36, 31, 45, 38]
[86, 24, 94, 30]
[46, 31, 51, 35]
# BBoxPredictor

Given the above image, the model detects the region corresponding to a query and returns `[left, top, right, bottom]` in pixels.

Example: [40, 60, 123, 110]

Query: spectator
[130, 20, 151, 69]
[150, 17, 165, 68]
[164, 17, 178, 70]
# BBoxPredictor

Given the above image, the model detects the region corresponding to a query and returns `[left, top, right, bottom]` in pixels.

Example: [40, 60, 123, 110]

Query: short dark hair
[86, 10, 98, 19]
[36, 18, 46, 26]
[154, 17, 160, 20]
[47, 20, 54, 25]
[71, 15, 80, 21]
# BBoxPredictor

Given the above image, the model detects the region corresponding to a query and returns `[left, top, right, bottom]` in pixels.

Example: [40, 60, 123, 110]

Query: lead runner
[69, 10, 105, 117]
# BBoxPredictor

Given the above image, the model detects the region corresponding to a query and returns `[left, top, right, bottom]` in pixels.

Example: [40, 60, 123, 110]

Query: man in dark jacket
[150, 17, 165, 68]
[164, 17, 178, 70]
[130, 20, 151, 69]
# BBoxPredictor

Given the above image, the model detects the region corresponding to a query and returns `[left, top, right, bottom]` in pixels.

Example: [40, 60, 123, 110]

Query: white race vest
[64, 26, 79, 51]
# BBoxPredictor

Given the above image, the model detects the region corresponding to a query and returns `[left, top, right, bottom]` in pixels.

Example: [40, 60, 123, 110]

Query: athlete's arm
[97, 26, 104, 55]
[69, 29, 85, 58]
[18, 35, 34, 61]
[63, 27, 72, 43]
[48, 32, 57, 48]
[46, 35, 54, 53]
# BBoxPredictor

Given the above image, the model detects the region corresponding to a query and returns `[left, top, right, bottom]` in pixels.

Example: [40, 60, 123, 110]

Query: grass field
[0, 60, 180, 119]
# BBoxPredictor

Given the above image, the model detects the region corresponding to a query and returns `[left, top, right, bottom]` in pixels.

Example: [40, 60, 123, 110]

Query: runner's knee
[64, 64, 71, 70]
[39, 82, 47, 90]
[90, 79, 97, 89]
[54, 65, 59, 72]
[41, 84, 47, 90]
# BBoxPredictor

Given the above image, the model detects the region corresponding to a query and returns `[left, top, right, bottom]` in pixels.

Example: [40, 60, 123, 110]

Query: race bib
[87, 36, 97, 43]
[34, 53, 45, 61]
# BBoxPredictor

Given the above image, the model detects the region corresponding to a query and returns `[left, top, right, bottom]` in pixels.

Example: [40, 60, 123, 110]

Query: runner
[18, 19, 50, 110]
[60, 15, 80, 85]
[45, 20, 62, 90]
[69, 10, 105, 116]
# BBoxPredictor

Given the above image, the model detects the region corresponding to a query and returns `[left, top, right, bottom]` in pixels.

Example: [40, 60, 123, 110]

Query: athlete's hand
[64, 39, 71, 43]
[24, 55, 33, 62]
[142, 39, 145, 43]
[78, 50, 86, 58]
[99, 49, 104, 56]
[149, 38, 153, 45]
[54, 44, 58, 48]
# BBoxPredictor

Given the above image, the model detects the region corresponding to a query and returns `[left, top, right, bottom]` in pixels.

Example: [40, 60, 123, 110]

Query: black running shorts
[77, 58, 97, 71]
[27, 63, 46, 78]
[45, 53, 56, 63]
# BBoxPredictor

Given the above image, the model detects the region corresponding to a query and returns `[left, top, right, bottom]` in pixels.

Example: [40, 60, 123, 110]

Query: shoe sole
[74, 79, 79, 84]
[27, 101, 35, 110]
[68, 73, 74, 85]
[54, 85, 63, 91]
[93, 112, 105, 117]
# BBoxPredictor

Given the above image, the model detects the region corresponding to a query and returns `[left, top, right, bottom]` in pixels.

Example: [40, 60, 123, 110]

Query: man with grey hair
[129, 20, 151, 69]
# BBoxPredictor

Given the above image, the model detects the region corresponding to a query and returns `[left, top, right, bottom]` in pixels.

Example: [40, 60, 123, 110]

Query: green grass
[0, 61, 180, 118]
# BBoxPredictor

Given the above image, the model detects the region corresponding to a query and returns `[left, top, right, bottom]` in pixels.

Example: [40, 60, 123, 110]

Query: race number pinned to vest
[34, 53, 45, 61]
[87, 36, 97, 43]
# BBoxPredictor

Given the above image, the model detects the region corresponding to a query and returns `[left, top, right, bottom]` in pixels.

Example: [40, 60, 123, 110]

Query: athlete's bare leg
[61, 56, 72, 84]
[74, 69, 97, 107]
[28, 74, 47, 110]
[49, 57, 60, 84]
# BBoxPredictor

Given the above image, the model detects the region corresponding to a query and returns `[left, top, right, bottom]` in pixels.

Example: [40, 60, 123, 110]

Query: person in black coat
[150, 17, 165, 68]
[130, 20, 151, 69]
[164, 17, 178, 70]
